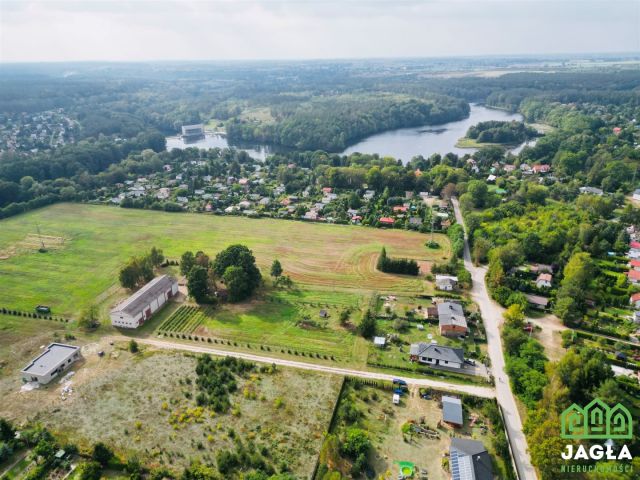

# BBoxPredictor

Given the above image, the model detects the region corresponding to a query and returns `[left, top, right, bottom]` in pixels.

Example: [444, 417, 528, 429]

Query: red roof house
[322, 187, 333, 194]
[630, 259, 640, 269]
[379, 217, 395, 225]
[532, 164, 551, 174]
[631, 292, 640, 306]
[393, 206, 408, 213]
[630, 241, 640, 250]
[628, 270, 640, 283]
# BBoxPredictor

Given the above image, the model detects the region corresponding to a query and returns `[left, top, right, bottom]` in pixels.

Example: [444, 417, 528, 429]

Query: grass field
[0, 203, 449, 317]
[159, 296, 361, 360]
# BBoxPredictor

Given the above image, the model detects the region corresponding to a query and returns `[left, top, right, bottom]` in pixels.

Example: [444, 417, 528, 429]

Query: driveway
[452, 197, 538, 480]
[110, 335, 496, 399]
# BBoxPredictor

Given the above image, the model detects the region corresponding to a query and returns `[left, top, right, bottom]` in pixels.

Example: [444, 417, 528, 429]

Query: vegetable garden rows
[158, 306, 207, 334]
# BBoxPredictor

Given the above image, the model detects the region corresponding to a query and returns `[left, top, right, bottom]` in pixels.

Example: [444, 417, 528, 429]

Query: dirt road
[111, 336, 496, 399]
[452, 197, 538, 480]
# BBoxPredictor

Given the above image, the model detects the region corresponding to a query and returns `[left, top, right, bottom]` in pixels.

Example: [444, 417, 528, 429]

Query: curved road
[452, 198, 538, 480]
[111, 336, 496, 398]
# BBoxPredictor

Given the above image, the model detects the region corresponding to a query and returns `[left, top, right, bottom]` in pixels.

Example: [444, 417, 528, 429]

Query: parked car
[35, 305, 51, 314]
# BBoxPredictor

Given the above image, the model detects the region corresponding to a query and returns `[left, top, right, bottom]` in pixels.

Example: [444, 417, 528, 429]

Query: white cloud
[0, 0, 638, 62]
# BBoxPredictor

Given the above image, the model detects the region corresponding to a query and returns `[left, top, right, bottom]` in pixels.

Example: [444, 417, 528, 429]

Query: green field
[158, 295, 361, 360]
[0, 203, 449, 317]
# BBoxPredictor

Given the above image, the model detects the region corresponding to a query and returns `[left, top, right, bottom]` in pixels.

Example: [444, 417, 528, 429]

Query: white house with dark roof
[21, 343, 82, 385]
[435, 275, 458, 291]
[110, 275, 178, 328]
[409, 342, 464, 369]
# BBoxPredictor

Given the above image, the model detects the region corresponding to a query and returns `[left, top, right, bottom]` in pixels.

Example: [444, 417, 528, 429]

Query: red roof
[630, 241, 640, 250]
[629, 270, 640, 281]
[322, 187, 332, 193]
[379, 217, 395, 224]
[630, 259, 640, 268]
[631, 292, 640, 302]
[393, 206, 408, 212]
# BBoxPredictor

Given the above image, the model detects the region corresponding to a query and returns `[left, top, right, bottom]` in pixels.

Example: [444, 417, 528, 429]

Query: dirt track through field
[119, 336, 496, 399]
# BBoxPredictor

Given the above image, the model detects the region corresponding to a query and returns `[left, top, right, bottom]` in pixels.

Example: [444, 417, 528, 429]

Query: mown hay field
[0, 203, 450, 317]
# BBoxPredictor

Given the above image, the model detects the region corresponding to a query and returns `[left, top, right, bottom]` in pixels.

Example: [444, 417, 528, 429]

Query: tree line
[375, 247, 419, 276]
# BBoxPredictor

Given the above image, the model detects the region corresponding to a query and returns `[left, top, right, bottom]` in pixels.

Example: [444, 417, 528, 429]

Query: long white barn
[110, 275, 178, 328]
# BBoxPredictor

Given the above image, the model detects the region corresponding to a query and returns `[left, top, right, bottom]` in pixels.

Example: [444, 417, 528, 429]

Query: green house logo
[560, 398, 633, 440]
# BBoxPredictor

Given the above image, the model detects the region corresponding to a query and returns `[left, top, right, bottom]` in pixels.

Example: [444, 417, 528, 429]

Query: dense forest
[226, 94, 469, 152]
[465, 120, 538, 144]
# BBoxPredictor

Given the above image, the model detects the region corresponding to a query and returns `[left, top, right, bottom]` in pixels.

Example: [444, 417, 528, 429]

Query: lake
[165, 104, 528, 161]
[165, 132, 275, 161]
[342, 104, 525, 161]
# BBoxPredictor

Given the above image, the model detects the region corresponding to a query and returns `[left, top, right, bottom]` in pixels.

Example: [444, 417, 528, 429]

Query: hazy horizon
[1, 0, 639, 63]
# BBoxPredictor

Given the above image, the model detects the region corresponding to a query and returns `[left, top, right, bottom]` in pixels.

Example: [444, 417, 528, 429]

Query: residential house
[629, 270, 640, 285]
[21, 343, 82, 385]
[110, 275, 178, 329]
[379, 217, 395, 226]
[629, 259, 640, 271]
[486, 174, 497, 183]
[503, 164, 516, 173]
[436, 275, 458, 292]
[409, 343, 464, 369]
[409, 217, 423, 227]
[525, 294, 549, 310]
[442, 396, 464, 427]
[373, 337, 386, 348]
[532, 164, 551, 174]
[393, 205, 408, 213]
[449, 438, 494, 480]
[579, 186, 604, 196]
[530, 263, 553, 274]
[633, 189, 640, 201]
[536, 273, 553, 288]
[156, 188, 170, 200]
[437, 302, 468, 337]
[363, 190, 376, 201]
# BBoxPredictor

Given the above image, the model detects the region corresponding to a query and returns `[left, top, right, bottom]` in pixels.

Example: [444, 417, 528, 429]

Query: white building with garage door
[110, 275, 178, 328]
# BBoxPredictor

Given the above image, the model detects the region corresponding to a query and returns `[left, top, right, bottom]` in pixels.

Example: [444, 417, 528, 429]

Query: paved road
[452, 198, 538, 480]
[112, 336, 496, 398]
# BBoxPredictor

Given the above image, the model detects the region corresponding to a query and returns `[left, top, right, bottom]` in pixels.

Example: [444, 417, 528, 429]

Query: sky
[0, 0, 639, 63]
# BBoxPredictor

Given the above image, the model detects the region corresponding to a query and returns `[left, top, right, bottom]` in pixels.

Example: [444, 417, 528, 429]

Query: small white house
[436, 275, 458, 291]
[392, 393, 400, 405]
[373, 336, 387, 348]
[110, 275, 178, 328]
[21, 343, 82, 385]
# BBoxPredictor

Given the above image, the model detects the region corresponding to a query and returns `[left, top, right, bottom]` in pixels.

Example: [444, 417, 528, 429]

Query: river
[165, 104, 530, 161]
